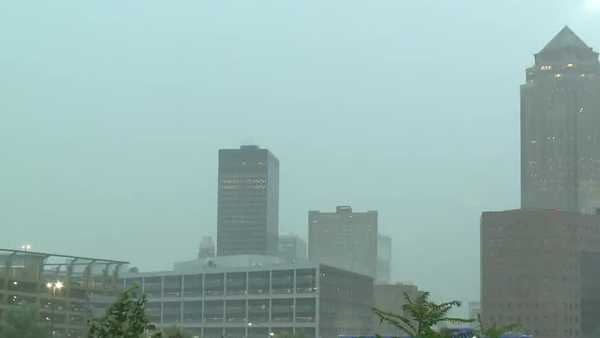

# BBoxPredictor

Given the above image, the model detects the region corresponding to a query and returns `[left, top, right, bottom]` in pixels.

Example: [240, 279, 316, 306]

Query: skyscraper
[376, 234, 392, 283]
[217, 145, 279, 256]
[481, 28, 600, 338]
[308, 206, 377, 278]
[521, 26, 600, 214]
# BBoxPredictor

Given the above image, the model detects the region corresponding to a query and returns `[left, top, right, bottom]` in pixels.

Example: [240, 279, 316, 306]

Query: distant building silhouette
[376, 234, 392, 283]
[278, 233, 307, 263]
[198, 236, 215, 259]
[309, 206, 377, 278]
[217, 145, 279, 256]
[521, 26, 600, 214]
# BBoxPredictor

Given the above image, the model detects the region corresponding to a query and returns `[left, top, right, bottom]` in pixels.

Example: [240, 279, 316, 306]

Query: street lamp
[46, 281, 64, 337]
[47, 281, 64, 296]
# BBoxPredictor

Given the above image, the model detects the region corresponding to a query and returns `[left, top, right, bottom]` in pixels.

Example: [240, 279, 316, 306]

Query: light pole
[46, 281, 64, 337]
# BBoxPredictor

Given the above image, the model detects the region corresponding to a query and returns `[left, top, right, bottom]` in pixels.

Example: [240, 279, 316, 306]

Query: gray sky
[1, 0, 599, 309]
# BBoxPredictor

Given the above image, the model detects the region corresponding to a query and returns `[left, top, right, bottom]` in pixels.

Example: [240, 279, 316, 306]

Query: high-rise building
[481, 28, 600, 338]
[376, 234, 392, 283]
[481, 209, 600, 338]
[521, 26, 600, 214]
[198, 236, 216, 259]
[217, 145, 279, 256]
[278, 233, 307, 263]
[308, 206, 377, 278]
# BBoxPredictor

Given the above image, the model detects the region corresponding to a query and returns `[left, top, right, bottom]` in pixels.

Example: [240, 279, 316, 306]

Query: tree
[474, 314, 521, 338]
[0, 304, 50, 338]
[373, 291, 473, 338]
[87, 285, 161, 338]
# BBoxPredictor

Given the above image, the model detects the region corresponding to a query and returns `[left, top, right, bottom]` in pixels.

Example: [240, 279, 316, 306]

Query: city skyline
[3, 0, 600, 313]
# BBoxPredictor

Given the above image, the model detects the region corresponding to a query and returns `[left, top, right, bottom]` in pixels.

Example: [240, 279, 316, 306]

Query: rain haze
[2, 0, 600, 312]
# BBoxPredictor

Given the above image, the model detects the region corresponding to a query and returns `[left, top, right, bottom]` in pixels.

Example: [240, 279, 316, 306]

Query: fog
[1, 0, 598, 309]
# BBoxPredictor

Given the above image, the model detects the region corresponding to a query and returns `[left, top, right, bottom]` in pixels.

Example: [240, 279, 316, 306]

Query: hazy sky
[2, 1, 599, 308]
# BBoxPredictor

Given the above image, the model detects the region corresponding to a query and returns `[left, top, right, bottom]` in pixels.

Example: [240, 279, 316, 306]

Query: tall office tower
[278, 233, 307, 263]
[217, 145, 279, 256]
[521, 27, 600, 213]
[376, 234, 392, 283]
[308, 206, 377, 278]
[481, 209, 600, 338]
[198, 236, 216, 259]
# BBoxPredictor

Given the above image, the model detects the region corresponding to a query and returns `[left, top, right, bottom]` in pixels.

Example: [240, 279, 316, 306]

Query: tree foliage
[88, 285, 161, 338]
[373, 291, 473, 338]
[0, 304, 50, 338]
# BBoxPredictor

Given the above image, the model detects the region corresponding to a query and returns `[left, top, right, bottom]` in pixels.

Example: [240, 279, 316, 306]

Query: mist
[2, 0, 599, 311]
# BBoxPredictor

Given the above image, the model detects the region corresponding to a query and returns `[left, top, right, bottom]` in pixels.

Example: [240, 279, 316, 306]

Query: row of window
[146, 299, 316, 324]
[125, 271, 317, 298]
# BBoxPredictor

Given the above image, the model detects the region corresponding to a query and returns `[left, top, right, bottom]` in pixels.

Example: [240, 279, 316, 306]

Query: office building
[0, 248, 127, 338]
[217, 145, 280, 256]
[309, 206, 377, 278]
[278, 234, 307, 263]
[199, 236, 216, 259]
[376, 234, 392, 283]
[373, 282, 420, 337]
[468, 301, 481, 321]
[481, 209, 600, 338]
[123, 255, 374, 338]
[521, 27, 600, 213]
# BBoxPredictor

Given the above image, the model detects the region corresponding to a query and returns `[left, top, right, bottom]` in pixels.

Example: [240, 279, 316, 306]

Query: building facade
[521, 27, 600, 214]
[278, 234, 307, 263]
[0, 248, 127, 338]
[468, 301, 481, 321]
[123, 257, 374, 338]
[217, 145, 280, 256]
[199, 236, 216, 259]
[373, 282, 420, 337]
[309, 206, 378, 278]
[481, 209, 600, 338]
[376, 234, 392, 283]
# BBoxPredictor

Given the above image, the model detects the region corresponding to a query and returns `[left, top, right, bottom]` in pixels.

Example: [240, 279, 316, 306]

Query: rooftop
[540, 26, 591, 52]
[0, 248, 128, 265]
